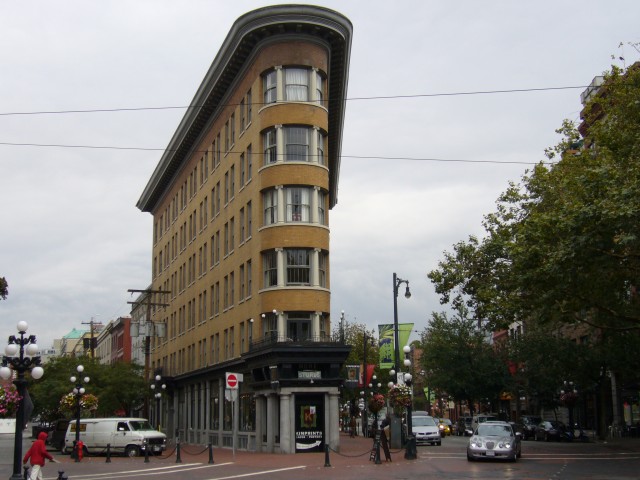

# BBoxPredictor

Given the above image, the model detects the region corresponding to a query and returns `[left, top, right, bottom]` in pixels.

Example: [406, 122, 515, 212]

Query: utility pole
[81, 316, 101, 359]
[128, 288, 170, 419]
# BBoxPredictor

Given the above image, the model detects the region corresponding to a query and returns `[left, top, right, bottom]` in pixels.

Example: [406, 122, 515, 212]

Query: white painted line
[203, 465, 307, 480]
[68, 462, 232, 480]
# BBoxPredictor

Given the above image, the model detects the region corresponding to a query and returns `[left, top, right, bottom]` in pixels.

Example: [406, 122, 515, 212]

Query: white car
[412, 415, 441, 446]
[467, 421, 521, 462]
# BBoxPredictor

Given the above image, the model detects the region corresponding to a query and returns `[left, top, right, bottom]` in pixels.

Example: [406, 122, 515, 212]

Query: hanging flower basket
[368, 393, 385, 414]
[389, 384, 412, 409]
[59, 392, 99, 418]
[0, 384, 22, 419]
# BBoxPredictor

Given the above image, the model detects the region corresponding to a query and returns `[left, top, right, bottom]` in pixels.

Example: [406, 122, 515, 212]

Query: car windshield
[477, 424, 512, 436]
[129, 421, 155, 431]
[412, 416, 437, 427]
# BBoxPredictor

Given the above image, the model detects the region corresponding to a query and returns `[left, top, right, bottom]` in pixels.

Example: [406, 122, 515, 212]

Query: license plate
[485, 450, 495, 456]
[153, 446, 161, 452]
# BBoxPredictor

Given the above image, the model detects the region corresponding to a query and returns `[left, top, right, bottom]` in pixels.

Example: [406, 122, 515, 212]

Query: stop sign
[226, 373, 238, 389]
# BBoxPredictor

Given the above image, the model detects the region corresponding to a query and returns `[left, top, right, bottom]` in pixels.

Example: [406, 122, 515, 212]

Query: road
[2, 431, 640, 479]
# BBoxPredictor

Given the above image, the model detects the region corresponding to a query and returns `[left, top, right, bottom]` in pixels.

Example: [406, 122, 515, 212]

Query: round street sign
[226, 373, 238, 389]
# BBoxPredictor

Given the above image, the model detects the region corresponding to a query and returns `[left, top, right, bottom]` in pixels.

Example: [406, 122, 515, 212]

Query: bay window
[263, 189, 278, 225]
[285, 68, 309, 101]
[286, 249, 310, 285]
[285, 187, 310, 222]
[284, 127, 309, 161]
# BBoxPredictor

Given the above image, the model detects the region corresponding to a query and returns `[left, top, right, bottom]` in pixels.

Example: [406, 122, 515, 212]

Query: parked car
[516, 415, 541, 440]
[471, 413, 499, 433]
[412, 415, 441, 446]
[457, 416, 473, 436]
[534, 420, 566, 442]
[467, 421, 522, 462]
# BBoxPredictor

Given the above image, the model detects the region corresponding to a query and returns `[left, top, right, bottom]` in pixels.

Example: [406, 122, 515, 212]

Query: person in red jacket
[23, 431, 54, 480]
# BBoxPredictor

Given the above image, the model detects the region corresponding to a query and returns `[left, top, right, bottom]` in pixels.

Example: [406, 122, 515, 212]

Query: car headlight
[499, 442, 512, 449]
[470, 439, 482, 447]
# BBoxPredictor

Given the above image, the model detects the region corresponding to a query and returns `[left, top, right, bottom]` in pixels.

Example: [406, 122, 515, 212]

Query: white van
[471, 414, 499, 433]
[64, 418, 167, 457]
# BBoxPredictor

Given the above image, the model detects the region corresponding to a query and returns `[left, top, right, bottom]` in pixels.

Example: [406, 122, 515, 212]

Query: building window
[285, 187, 311, 222]
[316, 71, 324, 104]
[263, 190, 278, 226]
[246, 89, 252, 124]
[316, 129, 325, 165]
[318, 190, 326, 225]
[263, 70, 277, 104]
[319, 251, 327, 287]
[247, 144, 252, 181]
[284, 127, 309, 162]
[263, 251, 277, 287]
[240, 98, 245, 131]
[285, 68, 309, 101]
[286, 249, 310, 285]
[247, 201, 252, 238]
[247, 259, 252, 296]
[263, 129, 277, 165]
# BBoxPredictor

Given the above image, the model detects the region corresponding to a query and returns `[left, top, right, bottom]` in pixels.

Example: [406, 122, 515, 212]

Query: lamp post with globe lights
[0, 321, 45, 480]
[402, 344, 416, 460]
[151, 374, 166, 431]
[70, 365, 90, 462]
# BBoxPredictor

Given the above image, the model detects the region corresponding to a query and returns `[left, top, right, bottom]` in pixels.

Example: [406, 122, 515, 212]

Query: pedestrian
[23, 431, 55, 480]
[349, 416, 356, 437]
[380, 415, 392, 462]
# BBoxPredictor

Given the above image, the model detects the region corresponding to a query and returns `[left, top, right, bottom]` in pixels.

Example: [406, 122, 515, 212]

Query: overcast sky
[1, 1, 638, 350]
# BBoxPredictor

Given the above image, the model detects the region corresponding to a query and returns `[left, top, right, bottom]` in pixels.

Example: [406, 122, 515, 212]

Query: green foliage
[429, 64, 640, 333]
[418, 307, 509, 410]
[28, 356, 146, 421]
[0, 277, 8, 300]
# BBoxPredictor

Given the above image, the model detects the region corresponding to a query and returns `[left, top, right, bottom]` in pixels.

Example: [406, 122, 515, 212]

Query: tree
[418, 307, 509, 414]
[29, 356, 147, 421]
[0, 277, 8, 300]
[429, 63, 640, 333]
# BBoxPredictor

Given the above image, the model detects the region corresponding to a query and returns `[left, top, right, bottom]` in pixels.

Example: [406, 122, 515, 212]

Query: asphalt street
[2, 430, 640, 479]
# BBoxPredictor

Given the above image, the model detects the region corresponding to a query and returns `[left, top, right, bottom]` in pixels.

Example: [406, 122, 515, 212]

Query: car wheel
[125, 445, 140, 458]
[545, 433, 550, 442]
[437, 441, 441, 446]
[467, 452, 474, 461]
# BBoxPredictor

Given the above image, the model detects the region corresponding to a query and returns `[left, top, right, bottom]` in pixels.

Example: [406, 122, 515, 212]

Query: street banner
[358, 364, 376, 387]
[378, 323, 415, 368]
[378, 324, 394, 368]
[345, 364, 360, 387]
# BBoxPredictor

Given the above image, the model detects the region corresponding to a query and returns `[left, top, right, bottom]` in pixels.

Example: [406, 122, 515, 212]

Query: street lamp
[392, 273, 410, 381]
[560, 380, 578, 438]
[403, 344, 416, 460]
[0, 321, 44, 480]
[150, 374, 166, 431]
[70, 365, 90, 462]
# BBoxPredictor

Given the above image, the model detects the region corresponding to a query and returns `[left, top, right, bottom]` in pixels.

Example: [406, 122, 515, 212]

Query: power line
[0, 85, 589, 117]
[0, 141, 546, 165]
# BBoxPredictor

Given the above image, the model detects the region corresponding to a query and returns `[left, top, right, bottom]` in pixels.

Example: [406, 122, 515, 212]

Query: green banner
[378, 323, 414, 369]
[378, 324, 394, 369]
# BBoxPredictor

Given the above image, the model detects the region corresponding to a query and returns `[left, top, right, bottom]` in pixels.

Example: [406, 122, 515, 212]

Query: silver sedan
[467, 421, 522, 462]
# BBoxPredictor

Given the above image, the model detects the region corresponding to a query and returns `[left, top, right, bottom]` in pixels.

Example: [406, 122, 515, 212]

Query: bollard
[324, 444, 331, 467]
[106, 443, 111, 463]
[175, 441, 182, 463]
[375, 440, 381, 465]
[208, 443, 214, 464]
[144, 444, 150, 463]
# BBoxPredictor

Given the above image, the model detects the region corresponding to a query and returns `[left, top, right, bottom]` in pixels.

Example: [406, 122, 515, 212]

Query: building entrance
[295, 394, 324, 452]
